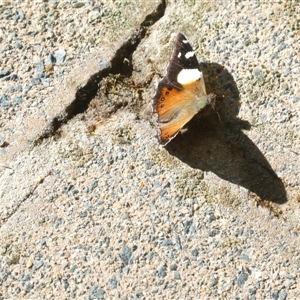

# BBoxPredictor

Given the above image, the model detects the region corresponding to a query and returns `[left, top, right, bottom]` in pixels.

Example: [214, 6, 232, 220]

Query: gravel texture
[1, 0, 300, 299]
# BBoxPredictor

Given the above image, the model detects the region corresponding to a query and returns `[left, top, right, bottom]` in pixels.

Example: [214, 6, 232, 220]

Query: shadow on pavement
[166, 62, 287, 204]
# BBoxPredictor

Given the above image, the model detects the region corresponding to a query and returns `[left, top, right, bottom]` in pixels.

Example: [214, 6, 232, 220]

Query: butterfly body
[153, 33, 215, 145]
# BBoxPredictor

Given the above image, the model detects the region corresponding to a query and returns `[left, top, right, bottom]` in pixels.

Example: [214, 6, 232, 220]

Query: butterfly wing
[154, 79, 209, 145]
[153, 33, 213, 145]
[166, 33, 205, 89]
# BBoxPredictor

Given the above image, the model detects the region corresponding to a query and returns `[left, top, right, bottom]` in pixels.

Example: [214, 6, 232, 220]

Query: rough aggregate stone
[0, 1, 300, 299]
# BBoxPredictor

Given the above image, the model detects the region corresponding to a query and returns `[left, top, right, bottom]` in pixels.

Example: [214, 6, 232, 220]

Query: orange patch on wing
[153, 80, 206, 123]
[158, 113, 193, 145]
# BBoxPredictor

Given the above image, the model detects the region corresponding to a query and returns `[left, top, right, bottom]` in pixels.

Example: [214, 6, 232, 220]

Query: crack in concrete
[34, 0, 166, 145]
[0, 171, 52, 227]
[0, 0, 166, 227]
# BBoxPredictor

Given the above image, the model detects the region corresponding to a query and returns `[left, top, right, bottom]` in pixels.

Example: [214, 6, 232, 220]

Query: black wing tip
[176, 32, 187, 41]
[174, 33, 189, 47]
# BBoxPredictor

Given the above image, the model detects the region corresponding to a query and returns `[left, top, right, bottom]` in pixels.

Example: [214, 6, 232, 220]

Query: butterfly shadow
[165, 62, 287, 204]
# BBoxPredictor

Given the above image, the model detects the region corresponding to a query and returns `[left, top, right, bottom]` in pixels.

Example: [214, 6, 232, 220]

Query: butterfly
[153, 33, 216, 146]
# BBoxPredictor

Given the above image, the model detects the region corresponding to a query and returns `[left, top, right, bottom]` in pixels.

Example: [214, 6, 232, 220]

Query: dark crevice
[34, 0, 166, 145]
[2, 1, 166, 227]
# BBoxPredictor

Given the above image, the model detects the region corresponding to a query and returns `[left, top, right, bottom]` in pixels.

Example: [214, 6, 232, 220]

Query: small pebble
[54, 49, 67, 64]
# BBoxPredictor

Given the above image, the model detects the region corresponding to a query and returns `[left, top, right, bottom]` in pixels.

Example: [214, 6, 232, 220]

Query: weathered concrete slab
[0, 0, 165, 162]
[0, 1, 300, 299]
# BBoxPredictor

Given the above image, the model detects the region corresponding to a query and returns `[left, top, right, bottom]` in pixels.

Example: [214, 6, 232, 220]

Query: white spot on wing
[177, 69, 202, 85]
[178, 52, 182, 58]
[183, 40, 188, 44]
[185, 51, 194, 59]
